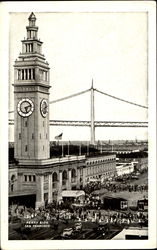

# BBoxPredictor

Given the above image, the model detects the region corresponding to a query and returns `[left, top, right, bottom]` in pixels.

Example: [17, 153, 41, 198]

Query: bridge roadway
[9, 119, 148, 127]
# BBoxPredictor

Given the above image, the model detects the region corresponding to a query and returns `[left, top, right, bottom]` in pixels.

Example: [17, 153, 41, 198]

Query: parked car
[74, 222, 82, 231]
[137, 198, 148, 211]
[61, 228, 73, 237]
[96, 225, 107, 235]
[131, 175, 139, 180]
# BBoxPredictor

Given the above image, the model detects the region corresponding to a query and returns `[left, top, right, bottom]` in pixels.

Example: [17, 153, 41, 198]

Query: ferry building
[9, 13, 116, 208]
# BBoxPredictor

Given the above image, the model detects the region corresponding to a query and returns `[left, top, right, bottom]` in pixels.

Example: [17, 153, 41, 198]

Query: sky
[9, 11, 148, 141]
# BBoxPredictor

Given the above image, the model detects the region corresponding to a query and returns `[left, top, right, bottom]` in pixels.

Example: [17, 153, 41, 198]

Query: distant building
[116, 162, 134, 176]
[85, 154, 116, 183]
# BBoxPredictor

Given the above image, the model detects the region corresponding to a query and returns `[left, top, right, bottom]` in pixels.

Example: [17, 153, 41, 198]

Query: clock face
[17, 98, 34, 117]
[40, 99, 48, 117]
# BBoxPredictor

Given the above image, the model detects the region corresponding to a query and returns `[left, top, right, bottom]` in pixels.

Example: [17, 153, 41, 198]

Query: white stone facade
[116, 163, 134, 176]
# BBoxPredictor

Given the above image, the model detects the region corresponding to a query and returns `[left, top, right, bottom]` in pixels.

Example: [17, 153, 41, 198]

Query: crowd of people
[96, 210, 148, 227]
[9, 202, 148, 230]
[9, 171, 148, 234]
[84, 180, 148, 194]
[101, 182, 148, 193]
[9, 183, 148, 227]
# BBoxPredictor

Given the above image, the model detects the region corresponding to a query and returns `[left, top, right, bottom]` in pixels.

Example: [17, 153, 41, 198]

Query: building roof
[87, 152, 116, 159]
[103, 196, 127, 201]
[102, 191, 148, 202]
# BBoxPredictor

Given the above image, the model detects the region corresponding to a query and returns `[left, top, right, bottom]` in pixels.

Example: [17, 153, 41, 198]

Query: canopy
[62, 190, 85, 198]
[89, 178, 100, 182]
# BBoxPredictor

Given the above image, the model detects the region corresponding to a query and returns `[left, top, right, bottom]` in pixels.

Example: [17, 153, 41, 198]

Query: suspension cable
[49, 88, 91, 104]
[94, 88, 148, 109]
[8, 87, 148, 113]
[8, 88, 91, 113]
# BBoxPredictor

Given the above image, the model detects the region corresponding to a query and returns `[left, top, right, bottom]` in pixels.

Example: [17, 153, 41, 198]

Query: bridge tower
[90, 79, 95, 144]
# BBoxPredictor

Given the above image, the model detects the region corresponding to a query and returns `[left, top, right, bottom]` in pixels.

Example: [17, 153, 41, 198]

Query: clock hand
[43, 105, 48, 113]
[24, 105, 31, 113]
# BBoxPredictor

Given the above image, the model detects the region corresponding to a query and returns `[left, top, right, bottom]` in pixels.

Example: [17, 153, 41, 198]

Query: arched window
[62, 170, 67, 180]
[71, 168, 76, 178]
[52, 172, 58, 182]
[10, 175, 16, 192]
[11, 175, 16, 181]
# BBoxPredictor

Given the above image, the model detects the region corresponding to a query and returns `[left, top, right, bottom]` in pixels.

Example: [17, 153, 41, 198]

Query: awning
[62, 190, 85, 198]
[89, 178, 100, 182]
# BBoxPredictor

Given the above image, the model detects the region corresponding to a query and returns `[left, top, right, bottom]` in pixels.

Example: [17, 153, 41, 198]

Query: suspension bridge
[9, 82, 148, 144]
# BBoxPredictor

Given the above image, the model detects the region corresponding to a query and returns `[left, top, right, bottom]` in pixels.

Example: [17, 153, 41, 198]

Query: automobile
[74, 222, 82, 231]
[135, 172, 140, 175]
[96, 225, 107, 235]
[61, 227, 73, 237]
[131, 175, 139, 180]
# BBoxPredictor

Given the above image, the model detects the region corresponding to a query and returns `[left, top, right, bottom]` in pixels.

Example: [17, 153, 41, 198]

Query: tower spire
[28, 12, 36, 27]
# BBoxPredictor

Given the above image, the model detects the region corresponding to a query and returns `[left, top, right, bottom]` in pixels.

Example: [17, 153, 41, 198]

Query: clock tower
[14, 12, 50, 161]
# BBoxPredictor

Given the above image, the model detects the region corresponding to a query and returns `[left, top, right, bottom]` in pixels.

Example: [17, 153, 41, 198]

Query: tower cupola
[28, 12, 36, 26]
[26, 12, 38, 40]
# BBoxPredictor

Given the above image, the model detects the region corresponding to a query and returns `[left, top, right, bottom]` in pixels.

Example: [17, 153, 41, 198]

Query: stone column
[22, 69, 24, 80]
[35, 174, 45, 209]
[20, 70, 22, 80]
[48, 174, 53, 204]
[67, 168, 71, 190]
[17, 173, 23, 191]
[76, 167, 80, 189]
[58, 170, 62, 190]
[82, 166, 86, 188]
[57, 170, 62, 202]
[28, 69, 30, 80]
[24, 69, 26, 80]
[22, 43, 25, 53]
[43, 71, 45, 81]
[31, 68, 33, 80]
